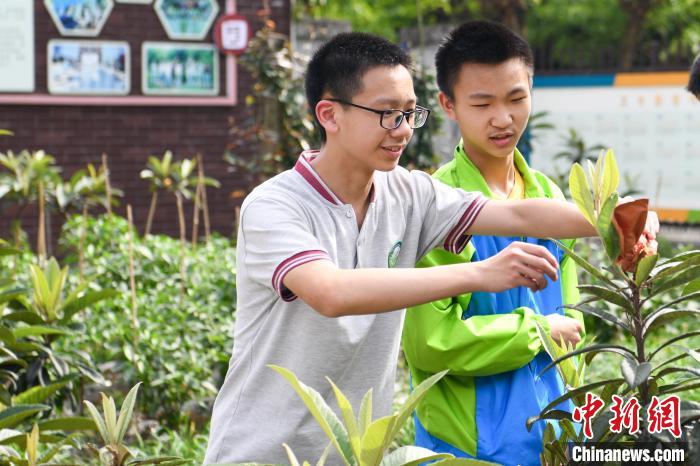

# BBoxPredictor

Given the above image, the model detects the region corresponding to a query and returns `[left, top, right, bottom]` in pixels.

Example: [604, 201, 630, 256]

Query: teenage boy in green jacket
[404, 21, 586, 466]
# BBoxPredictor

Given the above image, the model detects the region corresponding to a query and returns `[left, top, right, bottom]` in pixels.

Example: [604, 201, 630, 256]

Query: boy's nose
[490, 108, 514, 128]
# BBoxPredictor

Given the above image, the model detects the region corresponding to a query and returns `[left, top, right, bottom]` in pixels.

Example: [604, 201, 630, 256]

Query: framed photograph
[0, 0, 35, 92]
[142, 42, 219, 96]
[154, 0, 220, 40]
[48, 40, 130, 95]
[44, 0, 115, 37]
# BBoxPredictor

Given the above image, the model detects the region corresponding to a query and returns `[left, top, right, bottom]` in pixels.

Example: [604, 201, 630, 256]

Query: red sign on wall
[214, 14, 251, 56]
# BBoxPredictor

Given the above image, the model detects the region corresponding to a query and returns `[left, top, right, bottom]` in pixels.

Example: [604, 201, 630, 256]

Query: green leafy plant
[242, 366, 497, 466]
[528, 149, 700, 464]
[83, 383, 188, 466]
[57, 214, 235, 428]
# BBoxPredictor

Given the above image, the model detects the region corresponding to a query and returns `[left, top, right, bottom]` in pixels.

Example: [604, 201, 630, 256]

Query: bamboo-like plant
[528, 149, 700, 464]
[53, 163, 124, 279]
[140, 151, 175, 237]
[0, 150, 61, 258]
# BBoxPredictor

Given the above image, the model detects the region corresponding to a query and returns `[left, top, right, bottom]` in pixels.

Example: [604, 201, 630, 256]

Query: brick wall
[0, 0, 290, 247]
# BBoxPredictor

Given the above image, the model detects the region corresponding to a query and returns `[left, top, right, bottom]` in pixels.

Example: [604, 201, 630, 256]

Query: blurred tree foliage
[293, 0, 700, 69]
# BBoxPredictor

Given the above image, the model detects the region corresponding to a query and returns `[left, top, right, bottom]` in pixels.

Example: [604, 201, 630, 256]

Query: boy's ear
[438, 92, 457, 120]
[316, 100, 339, 135]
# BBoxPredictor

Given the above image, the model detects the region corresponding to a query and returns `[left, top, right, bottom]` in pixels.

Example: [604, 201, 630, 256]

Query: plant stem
[176, 193, 187, 305]
[145, 191, 158, 236]
[126, 205, 139, 345]
[37, 181, 46, 267]
[79, 204, 87, 281]
[102, 153, 112, 217]
[631, 283, 649, 405]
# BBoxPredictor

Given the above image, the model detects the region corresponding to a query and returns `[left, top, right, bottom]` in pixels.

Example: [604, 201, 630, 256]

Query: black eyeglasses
[326, 98, 431, 129]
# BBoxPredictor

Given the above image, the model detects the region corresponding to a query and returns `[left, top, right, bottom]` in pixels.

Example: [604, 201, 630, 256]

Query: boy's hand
[474, 242, 558, 293]
[546, 314, 583, 348]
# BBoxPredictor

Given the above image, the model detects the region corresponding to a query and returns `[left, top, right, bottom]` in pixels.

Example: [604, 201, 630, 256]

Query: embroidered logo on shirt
[387, 241, 402, 268]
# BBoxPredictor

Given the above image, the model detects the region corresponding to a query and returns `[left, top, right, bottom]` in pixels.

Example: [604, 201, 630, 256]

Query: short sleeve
[410, 170, 489, 258]
[239, 195, 331, 302]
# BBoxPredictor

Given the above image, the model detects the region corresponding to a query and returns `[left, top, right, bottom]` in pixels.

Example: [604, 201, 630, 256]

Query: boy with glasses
[204, 32, 652, 464]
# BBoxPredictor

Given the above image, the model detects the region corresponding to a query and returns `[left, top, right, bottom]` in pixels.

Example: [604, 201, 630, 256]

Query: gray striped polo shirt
[204, 151, 487, 464]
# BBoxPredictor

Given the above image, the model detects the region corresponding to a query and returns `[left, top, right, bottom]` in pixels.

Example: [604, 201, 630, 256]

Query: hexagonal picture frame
[44, 0, 114, 37]
[154, 0, 220, 41]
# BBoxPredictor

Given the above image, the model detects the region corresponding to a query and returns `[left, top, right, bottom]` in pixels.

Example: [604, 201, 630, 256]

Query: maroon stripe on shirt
[294, 157, 338, 205]
[443, 196, 489, 253]
[272, 250, 331, 302]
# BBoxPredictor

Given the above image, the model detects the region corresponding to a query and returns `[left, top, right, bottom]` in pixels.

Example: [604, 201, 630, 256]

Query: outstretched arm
[468, 198, 597, 238]
[284, 242, 558, 317]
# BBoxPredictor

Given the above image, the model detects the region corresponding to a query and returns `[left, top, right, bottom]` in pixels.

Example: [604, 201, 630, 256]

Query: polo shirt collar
[294, 151, 376, 205]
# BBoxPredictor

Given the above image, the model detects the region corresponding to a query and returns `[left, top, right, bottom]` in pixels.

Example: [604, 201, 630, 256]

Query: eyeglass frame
[325, 98, 431, 130]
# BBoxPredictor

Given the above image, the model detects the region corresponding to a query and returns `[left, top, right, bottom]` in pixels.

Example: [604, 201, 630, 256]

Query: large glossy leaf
[649, 332, 700, 360]
[553, 239, 616, 287]
[388, 370, 448, 443]
[535, 321, 577, 387]
[13, 325, 69, 339]
[60, 289, 119, 324]
[101, 392, 118, 444]
[635, 254, 658, 286]
[562, 304, 629, 332]
[13, 378, 72, 405]
[654, 366, 700, 379]
[0, 288, 28, 306]
[643, 309, 700, 336]
[358, 389, 372, 438]
[651, 346, 700, 373]
[683, 278, 700, 295]
[620, 360, 652, 389]
[654, 291, 700, 313]
[269, 365, 353, 466]
[537, 344, 636, 378]
[378, 446, 451, 466]
[359, 415, 396, 466]
[526, 409, 573, 432]
[37, 416, 95, 432]
[568, 163, 596, 225]
[83, 400, 109, 445]
[538, 378, 624, 417]
[2, 311, 43, 325]
[651, 254, 700, 282]
[327, 379, 361, 461]
[115, 383, 141, 444]
[577, 285, 632, 312]
[596, 193, 619, 262]
[0, 404, 49, 429]
[600, 149, 620, 205]
[651, 266, 700, 298]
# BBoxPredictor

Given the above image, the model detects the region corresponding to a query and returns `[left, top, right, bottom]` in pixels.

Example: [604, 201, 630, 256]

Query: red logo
[647, 395, 681, 438]
[609, 395, 641, 435]
[572, 393, 605, 439]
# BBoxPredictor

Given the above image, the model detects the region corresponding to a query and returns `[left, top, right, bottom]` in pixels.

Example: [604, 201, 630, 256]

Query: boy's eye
[471, 104, 489, 108]
[512, 96, 527, 102]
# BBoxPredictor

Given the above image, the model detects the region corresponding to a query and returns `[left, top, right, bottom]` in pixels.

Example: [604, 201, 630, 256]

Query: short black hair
[305, 32, 412, 143]
[688, 54, 700, 98]
[435, 20, 534, 100]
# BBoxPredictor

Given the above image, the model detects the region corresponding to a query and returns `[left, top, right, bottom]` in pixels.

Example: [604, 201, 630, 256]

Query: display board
[0, 0, 35, 92]
[531, 73, 700, 218]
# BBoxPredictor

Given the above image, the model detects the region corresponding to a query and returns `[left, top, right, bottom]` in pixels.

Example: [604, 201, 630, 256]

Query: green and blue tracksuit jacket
[403, 143, 585, 466]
